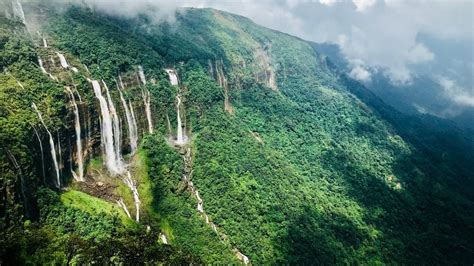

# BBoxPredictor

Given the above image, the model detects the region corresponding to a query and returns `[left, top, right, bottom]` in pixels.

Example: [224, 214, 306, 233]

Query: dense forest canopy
[0, 1, 473, 264]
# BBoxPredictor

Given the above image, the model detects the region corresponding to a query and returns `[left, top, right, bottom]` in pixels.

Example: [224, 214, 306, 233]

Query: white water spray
[32, 103, 60, 188]
[11, 0, 25, 24]
[43, 38, 48, 48]
[90, 80, 124, 175]
[65, 87, 84, 181]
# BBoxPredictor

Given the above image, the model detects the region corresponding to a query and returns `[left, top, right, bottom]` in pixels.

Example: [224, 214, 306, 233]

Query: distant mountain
[1, 1, 473, 264]
[311, 41, 474, 131]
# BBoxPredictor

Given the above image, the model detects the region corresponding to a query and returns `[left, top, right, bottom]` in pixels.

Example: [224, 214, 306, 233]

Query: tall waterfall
[102, 81, 123, 167]
[32, 103, 60, 188]
[137, 66, 153, 133]
[43, 38, 48, 48]
[118, 86, 138, 154]
[142, 89, 153, 134]
[165, 69, 179, 86]
[65, 87, 84, 181]
[90, 80, 124, 175]
[175, 95, 187, 145]
[124, 171, 140, 222]
[129, 101, 138, 139]
[11, 0, 26, 24]
[32, 126, 46, 180]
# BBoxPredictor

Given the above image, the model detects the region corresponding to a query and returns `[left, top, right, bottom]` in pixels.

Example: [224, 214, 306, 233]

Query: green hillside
[1, 3, 473, 264]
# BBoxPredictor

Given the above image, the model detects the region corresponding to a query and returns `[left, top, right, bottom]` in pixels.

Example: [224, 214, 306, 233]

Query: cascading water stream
[89, 80, 123, 175]
[180, 147, 249, 264]
[138, 65, 146, 86]
[118, 86, 138, 154]
[142, 89, 153, 133]
[123, 171, 140, 222]
[129, 101, 138, 139]
[65, 87, 84, 181]
[38, 57, 57, 81]
[57, 53, 78, 72]
[102, 81, 123, 168]
[32, 103, 60, 188]
[117, 198, 131, 218]
[57, 52, 69, 69]
[175, 95, 187, 145]
[137, 67, 153, 133]
[165, 69, 179, 86]
[43, 38, 48, 48]
[32, 126, 46, 180]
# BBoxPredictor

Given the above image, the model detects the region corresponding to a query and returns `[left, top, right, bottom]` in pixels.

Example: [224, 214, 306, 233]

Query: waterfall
[142, 89, 153, 133]
[32, 126, 46, 180]
[38, 57, 57, 81]
[102, 81, 123, 167]
[165, 69, 179, 86]
[84, 64, 90, 73]
[38, 58, 47, 74]
[123, 171, 140, 222]
[32, 103, 60, 188]
[118, 87, 138, 154]
[89, 80, 124, 175]
[196, 190, 204, 213]
[117, 198, 131, 218]
[159, 233, 168, 244]
[138, 65, 146, 85]
[175, 95, 187, 145]
[129, 101, 139, 140]
[65, 87, 84, 181]
[43, 38, 48, 48]
[166, 113, 172, 137]
[57, 53, 69, 69]
[57, 53, 78, 73]
[137, 66, 153, 133]
[11, 0, 26, 24]
[119, 74, 125, 89]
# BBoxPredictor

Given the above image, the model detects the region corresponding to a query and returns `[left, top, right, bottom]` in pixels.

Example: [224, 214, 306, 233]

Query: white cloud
[352, 0, 377, 12]
[319, 0, 338, 6]
[349, 65, 372, 81]
[438, 77, 474, 107]
[406, 43, 435, 64]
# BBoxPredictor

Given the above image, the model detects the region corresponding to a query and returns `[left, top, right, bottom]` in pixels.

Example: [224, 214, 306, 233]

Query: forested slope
[1, 2, 473, 264]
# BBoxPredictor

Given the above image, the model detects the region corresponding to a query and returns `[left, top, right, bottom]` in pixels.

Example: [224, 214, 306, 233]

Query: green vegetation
[60, 190, 133, 227]
[1, 3, 473, 265]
